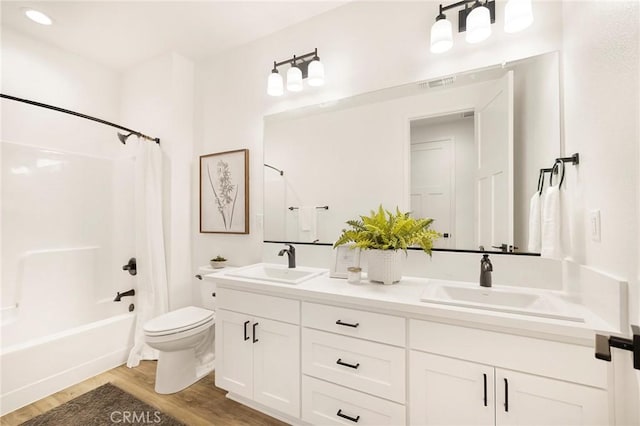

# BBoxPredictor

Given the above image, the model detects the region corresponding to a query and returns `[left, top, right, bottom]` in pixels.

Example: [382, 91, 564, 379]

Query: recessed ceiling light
[24, 9, 53, 26]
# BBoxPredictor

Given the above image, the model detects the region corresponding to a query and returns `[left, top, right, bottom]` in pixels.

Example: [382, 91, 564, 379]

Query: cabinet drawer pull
[504, 378, 509, 412]
[483, 373, 488, 407]
[336, 409, 360, 423]
[336, 358, 360, 369]
[253, 322, 259, 343]
[336, 319, 359, 328]
[243, 321, 250, 341]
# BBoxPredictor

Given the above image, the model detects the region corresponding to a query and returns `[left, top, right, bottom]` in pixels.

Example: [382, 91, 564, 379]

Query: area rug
[21, 383, 184, 426]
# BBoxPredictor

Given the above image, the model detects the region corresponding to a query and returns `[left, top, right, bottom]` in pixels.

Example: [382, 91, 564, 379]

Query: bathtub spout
[114, 289, 135, 302]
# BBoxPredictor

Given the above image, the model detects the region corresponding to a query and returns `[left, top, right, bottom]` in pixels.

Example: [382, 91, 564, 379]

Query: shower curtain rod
[0, 93, 160, 144]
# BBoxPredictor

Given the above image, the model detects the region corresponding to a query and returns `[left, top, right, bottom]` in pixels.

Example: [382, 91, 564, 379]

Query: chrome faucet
[278, 244, 296, 268]
[480, 254, 493, 288]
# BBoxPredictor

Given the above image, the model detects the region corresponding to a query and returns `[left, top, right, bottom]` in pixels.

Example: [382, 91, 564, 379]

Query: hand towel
[298, 206, 317, 242]
[527, 192, 542, 252]
[541, 186, 563, 259]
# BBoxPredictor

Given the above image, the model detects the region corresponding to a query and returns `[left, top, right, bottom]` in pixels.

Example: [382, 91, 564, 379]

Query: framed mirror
[263, 51, 560, 254]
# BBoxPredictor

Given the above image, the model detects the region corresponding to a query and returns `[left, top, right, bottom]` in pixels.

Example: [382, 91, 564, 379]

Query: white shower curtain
[127, 138, 169, 367]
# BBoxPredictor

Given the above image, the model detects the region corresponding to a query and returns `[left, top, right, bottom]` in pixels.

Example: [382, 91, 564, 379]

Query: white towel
[527, 192, 542, 252]
[298, 206, 317, 242]
[541, 186, 563, 259]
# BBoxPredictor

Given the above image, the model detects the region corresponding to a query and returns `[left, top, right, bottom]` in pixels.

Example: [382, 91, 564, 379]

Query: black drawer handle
[253, 322, 259, 343]
[336, 409, 360, 423]
[504, 378, 509, 412]
[336, 320, 359, 328]
[336, 358, 360, 369]
[483, 373, 487, 407]
[243, 320, 250, 341]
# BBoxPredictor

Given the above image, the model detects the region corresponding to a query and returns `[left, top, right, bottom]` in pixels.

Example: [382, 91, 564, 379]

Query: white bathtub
[0, 312, 136, 415]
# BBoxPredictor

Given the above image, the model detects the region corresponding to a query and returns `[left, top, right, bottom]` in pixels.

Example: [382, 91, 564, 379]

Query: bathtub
[0, 312, 136, 415]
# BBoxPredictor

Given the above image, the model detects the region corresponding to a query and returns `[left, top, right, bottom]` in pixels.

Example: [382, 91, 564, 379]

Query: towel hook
[550, 158, 566, 188]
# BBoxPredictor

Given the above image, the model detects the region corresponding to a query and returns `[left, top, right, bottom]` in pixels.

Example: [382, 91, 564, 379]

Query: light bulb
[287, 65, 303, 92]
[307, 59, 325, 87]
[504, 0, 533, 33]
[465, 4, 491, 44]
[430, 18, 453, 54]
[24, 9, 52, 25]
[267, 71, 283, 97]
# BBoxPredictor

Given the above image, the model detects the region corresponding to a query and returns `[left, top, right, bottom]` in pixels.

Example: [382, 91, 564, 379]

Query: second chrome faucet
[278, 244, 296, 268]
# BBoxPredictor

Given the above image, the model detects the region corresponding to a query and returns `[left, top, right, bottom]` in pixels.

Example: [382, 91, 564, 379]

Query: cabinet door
[215, 309, 253, 399]
[410, 351, 494, 426]
[252, 316, 300, 418]
[495, 369, 609, 426]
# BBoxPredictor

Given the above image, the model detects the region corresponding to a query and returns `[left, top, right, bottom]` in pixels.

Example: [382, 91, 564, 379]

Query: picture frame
[200, 149, 249, 234]
[330, 244, 361, 279]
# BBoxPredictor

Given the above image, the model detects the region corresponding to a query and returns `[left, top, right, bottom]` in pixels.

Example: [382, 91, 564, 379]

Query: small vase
[367, 249, 402, 285]
[210, 260, 227, 269]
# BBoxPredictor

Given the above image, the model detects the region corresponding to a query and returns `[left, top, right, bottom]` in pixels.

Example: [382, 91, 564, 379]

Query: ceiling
[1, 1, 348, 70]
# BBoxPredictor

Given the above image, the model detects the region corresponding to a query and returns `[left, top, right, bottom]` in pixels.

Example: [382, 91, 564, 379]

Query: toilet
[143, 276, 217, 394]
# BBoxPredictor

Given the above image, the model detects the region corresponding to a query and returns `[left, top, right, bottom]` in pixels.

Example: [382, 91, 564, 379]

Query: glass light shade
[287, 66, 303, 92]
[504, 0, 533, 33]
[267, 72, 283, 97]
[430, 18, 453, 54]
[465, 5, 491, 44]
[24, 9, 52, 25]
[307, 59, 325, 87]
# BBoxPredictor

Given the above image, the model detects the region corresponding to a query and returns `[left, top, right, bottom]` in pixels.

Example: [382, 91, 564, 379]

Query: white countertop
[205, 264, 620, 345]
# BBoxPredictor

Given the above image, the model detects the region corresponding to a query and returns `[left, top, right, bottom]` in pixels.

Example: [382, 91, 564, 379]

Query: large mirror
[263, 51, 560, 254]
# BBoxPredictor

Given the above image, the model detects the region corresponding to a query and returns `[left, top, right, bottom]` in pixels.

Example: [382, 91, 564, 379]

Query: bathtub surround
[127, 139, 169, 368]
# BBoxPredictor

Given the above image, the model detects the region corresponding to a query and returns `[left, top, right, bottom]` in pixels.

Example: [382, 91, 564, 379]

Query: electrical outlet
[589, 210, 601, 242]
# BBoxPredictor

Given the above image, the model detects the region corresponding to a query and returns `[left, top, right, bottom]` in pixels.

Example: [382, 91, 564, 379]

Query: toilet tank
[197, 267, 218, 311]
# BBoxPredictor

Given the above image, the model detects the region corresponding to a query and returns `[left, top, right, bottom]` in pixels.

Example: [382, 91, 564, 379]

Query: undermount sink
[226, 263, 326, 284]
[421, 280, 583, 322]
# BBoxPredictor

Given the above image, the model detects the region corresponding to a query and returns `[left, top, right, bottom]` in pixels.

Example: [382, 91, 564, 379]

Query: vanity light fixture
[267, 48, 324, 96]
[430, 0, 533, 53]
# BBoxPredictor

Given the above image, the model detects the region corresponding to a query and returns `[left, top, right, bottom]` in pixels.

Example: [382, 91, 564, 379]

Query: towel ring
[537, 169, 545, 195]
[550, 159, 566, 188]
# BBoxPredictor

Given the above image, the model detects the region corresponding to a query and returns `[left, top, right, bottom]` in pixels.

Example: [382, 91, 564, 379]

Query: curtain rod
[0, 93, 160, 144]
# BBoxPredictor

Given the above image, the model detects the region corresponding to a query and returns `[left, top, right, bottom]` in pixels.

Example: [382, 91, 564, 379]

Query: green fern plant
[334, 205, 441, 255]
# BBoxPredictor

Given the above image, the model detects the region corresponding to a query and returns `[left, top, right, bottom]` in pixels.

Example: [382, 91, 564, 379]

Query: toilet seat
[144, 306, 214, 337]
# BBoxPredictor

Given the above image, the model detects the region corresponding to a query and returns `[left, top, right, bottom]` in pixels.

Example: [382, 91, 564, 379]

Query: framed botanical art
[200, 149, 249, 234]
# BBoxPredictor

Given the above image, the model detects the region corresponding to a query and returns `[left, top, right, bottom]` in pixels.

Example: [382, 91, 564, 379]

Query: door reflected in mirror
[264, 52, 560, 254]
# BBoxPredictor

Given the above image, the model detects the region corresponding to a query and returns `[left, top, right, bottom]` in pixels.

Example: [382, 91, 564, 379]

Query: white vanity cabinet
[301, 302, 407, 425]
[215, 288, 301, 418]
[409, 320, 610, 426]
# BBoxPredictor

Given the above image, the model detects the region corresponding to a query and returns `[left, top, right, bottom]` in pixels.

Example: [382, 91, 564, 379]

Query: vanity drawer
[302, 328, 406, 403]
[302, 302, 405, 346]
[302, 376, 406, 426]
[216, 287, 299, 324]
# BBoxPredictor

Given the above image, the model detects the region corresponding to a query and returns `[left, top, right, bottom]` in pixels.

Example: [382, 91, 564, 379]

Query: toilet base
[155, 348, 212, 394]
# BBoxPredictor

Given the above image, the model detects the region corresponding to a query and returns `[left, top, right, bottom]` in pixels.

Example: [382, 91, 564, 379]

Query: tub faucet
[480, 254, 492, 288]
[278, 244, 296, 268]
[114, 289, 135, 302]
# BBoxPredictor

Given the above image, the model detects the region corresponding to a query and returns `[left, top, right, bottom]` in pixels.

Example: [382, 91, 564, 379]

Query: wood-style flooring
[1, 361, 288, 426]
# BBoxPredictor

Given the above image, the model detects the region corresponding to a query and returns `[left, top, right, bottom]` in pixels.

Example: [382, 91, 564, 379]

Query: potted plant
[334, 206, 440, 284]
[210, 255, 227, 269]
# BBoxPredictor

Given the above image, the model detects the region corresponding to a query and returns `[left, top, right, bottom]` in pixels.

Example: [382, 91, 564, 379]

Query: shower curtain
[127, 138, 169, 367]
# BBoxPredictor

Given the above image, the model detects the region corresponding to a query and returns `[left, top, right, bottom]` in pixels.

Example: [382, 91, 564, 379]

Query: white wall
[194, 0, 563, 270]
[120, 52, 195, 311]
[561, 2, 639, 424]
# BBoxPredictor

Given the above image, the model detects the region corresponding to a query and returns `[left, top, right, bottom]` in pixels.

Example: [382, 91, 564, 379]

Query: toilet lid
[144, 306, 214, 335]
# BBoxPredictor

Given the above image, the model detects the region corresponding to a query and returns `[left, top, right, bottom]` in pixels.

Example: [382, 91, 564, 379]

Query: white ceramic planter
[367, 249, 402, 285]
[210, 260, 227, 269]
